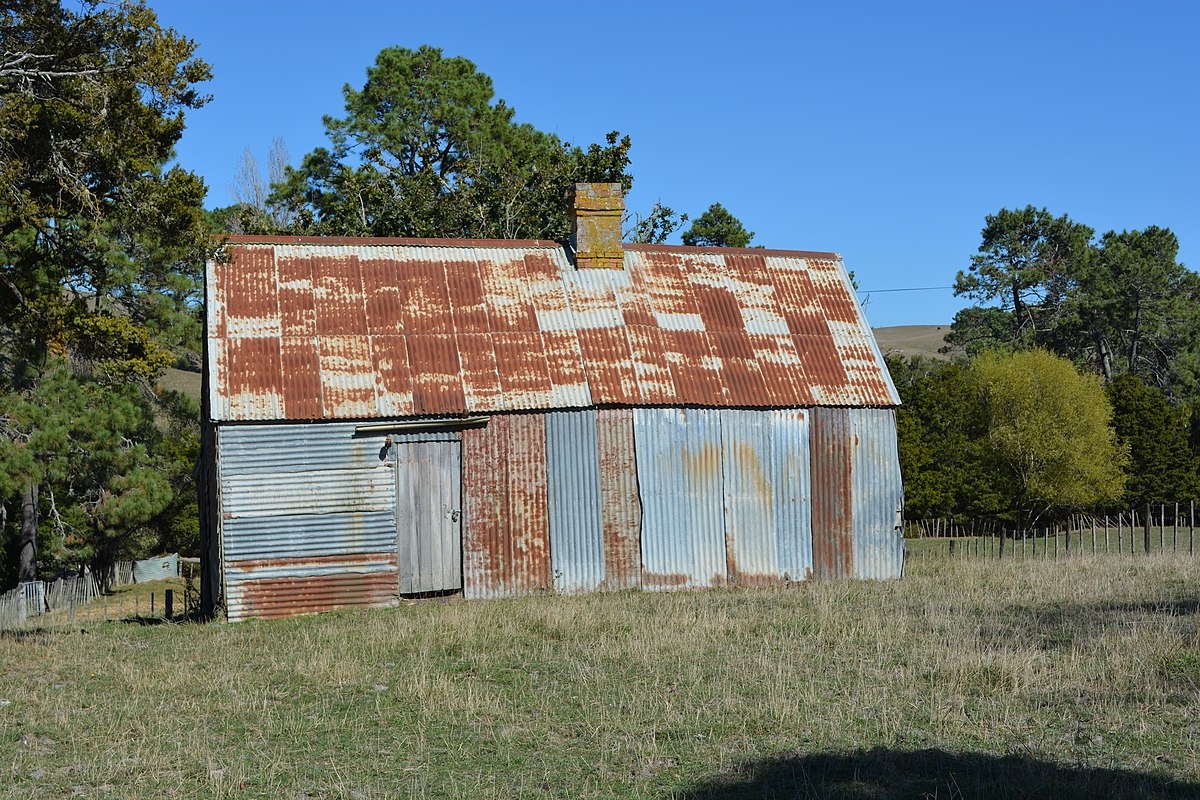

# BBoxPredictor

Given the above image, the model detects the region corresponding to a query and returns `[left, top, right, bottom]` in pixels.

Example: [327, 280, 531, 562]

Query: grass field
[871, 325, 959, 362]
[2, 556, 1199, 799]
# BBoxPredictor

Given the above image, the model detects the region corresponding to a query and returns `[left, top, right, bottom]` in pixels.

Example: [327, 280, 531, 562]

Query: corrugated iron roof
[207, 236, 899, 421]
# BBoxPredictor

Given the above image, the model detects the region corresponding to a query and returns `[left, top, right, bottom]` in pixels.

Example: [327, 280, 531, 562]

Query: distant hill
[872, 325, 960, 361]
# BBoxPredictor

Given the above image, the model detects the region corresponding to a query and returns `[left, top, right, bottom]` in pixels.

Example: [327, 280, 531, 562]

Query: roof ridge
[221, 235, 840, 261]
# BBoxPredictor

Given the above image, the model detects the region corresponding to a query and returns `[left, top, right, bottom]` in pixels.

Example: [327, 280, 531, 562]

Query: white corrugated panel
[850, 408, 905, 579]
[545, 410, 605, 593]
[634, 408, 726, 589]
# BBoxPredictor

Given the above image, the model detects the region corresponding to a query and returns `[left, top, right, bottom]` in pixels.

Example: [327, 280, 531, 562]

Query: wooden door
[395, 440, 463, 594]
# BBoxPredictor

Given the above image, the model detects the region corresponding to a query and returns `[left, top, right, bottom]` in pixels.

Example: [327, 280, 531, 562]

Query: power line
[856, 285, 954, 295]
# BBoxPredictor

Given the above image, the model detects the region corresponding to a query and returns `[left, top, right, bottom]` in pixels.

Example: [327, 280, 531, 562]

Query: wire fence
[0, 554, 190, 629]
[905, 501, 1198, 561]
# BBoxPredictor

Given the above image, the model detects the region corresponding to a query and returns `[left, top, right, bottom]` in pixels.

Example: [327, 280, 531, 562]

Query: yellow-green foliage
[972, 349, 1127, 511]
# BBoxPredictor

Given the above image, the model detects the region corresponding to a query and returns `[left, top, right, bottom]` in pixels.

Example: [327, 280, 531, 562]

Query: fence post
[1174, 502, 1179, 553]
[165, 589, 173, 622]
[999, 528, 1007, 560]
[1091, 516, 1096, 555]
[1160, 503, 1166, 553]
[1144, 503, 1152, 555]
[1191, 500, 1195, 556]
[1065, 516, 1072, 556]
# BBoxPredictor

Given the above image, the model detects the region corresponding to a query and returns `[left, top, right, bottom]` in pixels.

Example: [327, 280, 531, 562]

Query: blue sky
[153, 1, 1200, 327]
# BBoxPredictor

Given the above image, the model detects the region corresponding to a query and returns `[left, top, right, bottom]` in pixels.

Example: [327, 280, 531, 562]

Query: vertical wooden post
[1144, 503, 1152, 555]
[1104, 513, 1109, 554]
[999, 528, 1007, 560]
[1174, 502, 1179, 553]
[1191, 500, 1195, 556]
[1065, 516, 1071, 556]
[1160, 503, 1166, 553]
[1054, 524, 1059, 559]
[165, 589, 173, 621]
[949, 539, 955, 557]
[1091, 516, 1097, 555]
[151, 592, 155, 618]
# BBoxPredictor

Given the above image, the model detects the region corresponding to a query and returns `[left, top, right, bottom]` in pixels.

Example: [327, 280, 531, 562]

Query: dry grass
[2, 556, 1198, 798]
[872, 325, 958, 361]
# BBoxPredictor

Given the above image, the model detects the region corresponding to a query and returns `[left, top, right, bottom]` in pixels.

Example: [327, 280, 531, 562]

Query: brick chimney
[569, 183, 624, 269]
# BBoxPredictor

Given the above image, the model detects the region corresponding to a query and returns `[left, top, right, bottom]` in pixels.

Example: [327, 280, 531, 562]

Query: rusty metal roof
[206, 236, 899, 421]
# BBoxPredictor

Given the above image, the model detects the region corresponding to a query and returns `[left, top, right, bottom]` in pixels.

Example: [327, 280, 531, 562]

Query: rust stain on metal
[624, 326, 675, 405]
[280, 337, 323, 419]
[478, 256, 537, 332]
[360, 257, 406, 335]
[209, 240, 897, 421]
[311, 254, 367, 336]
[239, 571, 397, 620]
[403, 258, 454, 334]
[455, 332, 504, 411]
[540, 330, 589, 399]
[368, 334, 414, 417]
[221, 245, 278, 338]
[492, 331, 554, 407]
[230, 551, 386, 572]
[276, 252, 316, 336]
[443, 258, 490, 334]
[596, 409, 641, 589]
[406, 334, 466, 415]
[461, 413, 552, 598]
[810, 408, 854, 580]
[319, 336, 376, 418]
[640, 571, 688, 588]
[576, 327, 640, 405]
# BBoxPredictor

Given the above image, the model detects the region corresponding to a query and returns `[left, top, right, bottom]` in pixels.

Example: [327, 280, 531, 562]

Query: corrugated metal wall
[214, 405, 901, 620]
[634, 408, 727, 589]
[596, 409, 641, 590]
[462, 414, 552, 599]
[809, 407, 904, 580]
[848, 409, 904, 579]
[217, 421, 406, 621]
[720, 409, 814, 584]
[810, 408, 854, 580]
[546, 410, 605, 593]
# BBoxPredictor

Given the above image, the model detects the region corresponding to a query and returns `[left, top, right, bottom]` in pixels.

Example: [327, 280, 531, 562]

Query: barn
[198, 184, 904, 621]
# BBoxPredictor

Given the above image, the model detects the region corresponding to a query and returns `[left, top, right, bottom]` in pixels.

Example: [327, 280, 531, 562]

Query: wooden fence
[905, 501, 1198, 561]
[0, 554, 185, 629]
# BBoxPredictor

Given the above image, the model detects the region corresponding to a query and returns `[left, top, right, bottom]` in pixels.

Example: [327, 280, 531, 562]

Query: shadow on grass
[979, 598, 1200, 652]
[676, 748, 1196, 800]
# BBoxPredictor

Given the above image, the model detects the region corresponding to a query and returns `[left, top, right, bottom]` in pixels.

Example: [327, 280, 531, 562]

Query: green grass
[2, 557, 1199, 798]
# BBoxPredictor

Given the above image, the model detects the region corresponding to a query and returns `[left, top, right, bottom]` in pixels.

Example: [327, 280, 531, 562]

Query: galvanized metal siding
[545, 410, 606, 593]
[634, 408, 726, 589]
[768, 410, 814, 582]
[718, 410, 814, 585]
[218, 422, 402, 621]
[809, 407, 854, 580]
[461, 414, 551, 599]
[596, 409, 642, 589]
[849, 409, 904, 579]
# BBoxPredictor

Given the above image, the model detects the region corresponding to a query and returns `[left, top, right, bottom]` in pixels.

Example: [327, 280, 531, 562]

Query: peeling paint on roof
[207, 237, 899, 421]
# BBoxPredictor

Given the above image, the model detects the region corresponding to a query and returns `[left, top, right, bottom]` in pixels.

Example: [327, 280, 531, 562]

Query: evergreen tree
[681, 203, 756, 248]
